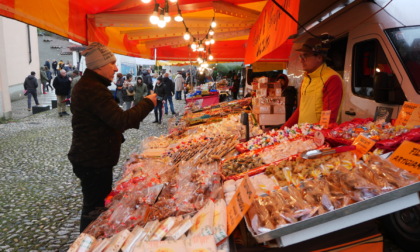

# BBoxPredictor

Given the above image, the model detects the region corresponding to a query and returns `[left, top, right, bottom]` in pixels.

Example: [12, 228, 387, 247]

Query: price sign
[389, 141, 420, 175]
[394, 102, 420, 126]
[406, 106, 420, 129]
[226, 175, 256, 235]
[319, 110, 331, 129]
[352, 134, 376, 158]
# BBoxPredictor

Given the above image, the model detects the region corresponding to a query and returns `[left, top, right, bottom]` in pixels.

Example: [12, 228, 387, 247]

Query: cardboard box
[252, 82, 258, 90]
[258, 113, 285, 125]
[268, 88, 282, 97]
[258, 77, 268, 84]
[273, 104, 285, 114]
[253, 104, 271, 114]
[268, 82, 281, 89]
[256, 88, 267, 97]
[258, 83, 268, 89]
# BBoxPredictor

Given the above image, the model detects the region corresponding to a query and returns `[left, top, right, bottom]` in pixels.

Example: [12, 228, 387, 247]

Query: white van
[287, 0, 420, 249]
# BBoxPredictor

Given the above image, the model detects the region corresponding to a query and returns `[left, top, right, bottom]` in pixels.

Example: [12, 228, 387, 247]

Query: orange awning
[0, 0, 299, 63]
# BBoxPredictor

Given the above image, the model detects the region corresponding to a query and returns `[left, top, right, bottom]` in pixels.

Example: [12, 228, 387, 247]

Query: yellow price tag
[352, 134, 376, 158]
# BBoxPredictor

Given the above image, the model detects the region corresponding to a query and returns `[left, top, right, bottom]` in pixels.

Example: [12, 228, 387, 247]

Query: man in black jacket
[162, 72, 176, 115]
[143, 69, 154, 95]
[53, 69, 72, 117]
[23, 71, 40, 111]
[68, 42, 157, 232]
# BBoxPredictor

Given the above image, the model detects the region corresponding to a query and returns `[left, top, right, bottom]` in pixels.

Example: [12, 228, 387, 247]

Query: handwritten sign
[226, 175, 256, 235]
[394, 102, 420, 126]
[319, 110, 331, 129]
[389, 141, 420, 175]
[244, 0, 299, 64]
[352, 134, 376, 158]
[406, 106, 420, 129]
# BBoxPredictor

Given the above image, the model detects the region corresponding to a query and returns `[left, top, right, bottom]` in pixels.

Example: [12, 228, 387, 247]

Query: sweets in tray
[235, 123, 323, 153]
[222, 137, 319, 179]
[248, 153, 420, 235]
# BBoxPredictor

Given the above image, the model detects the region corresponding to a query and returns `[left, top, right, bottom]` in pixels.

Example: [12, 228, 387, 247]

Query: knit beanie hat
[82, 42, 116, 70]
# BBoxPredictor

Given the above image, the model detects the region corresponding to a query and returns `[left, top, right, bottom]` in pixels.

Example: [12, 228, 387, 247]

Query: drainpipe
[27, 24, 32, 63]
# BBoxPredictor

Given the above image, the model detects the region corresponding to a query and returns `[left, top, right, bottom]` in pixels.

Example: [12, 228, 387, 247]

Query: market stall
[67, 97, 420, 252]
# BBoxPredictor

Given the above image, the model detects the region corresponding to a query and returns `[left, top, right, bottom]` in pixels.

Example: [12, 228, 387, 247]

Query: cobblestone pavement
[0, 95, 186, 251]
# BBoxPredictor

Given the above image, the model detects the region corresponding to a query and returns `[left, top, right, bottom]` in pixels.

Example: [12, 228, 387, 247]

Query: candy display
[69, 110, 420, 251]
[236, 123, 323, 153]
[222, 137, 319, 178]
[249, 153, 420, 234]
[326, 118, 409, 146]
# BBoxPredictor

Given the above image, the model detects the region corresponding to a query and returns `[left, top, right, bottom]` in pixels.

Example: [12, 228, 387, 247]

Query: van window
[352, 39, 406, 105]
[386, 26, 420, 94]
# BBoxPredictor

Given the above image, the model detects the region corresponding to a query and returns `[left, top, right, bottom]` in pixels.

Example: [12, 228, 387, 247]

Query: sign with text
[244, 0, 300, 64]
[352, 134, 376, 158]
[226, 175, 256, 235]
[406, 106, 420, 129]
[389, 141, 420, 175]
[394, 102, 420, 126]
[319, 110, 331, 129]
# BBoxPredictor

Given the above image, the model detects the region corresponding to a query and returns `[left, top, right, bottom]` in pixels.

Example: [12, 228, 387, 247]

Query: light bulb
[169, 0, 177, 2]
[164, 13, 171, 23]
[197, 57, 203, 63]
[202, 62, 209, 68]
[174, 14, 183, 22]
[211, 21, 217, 28]
[208, 54, 214, 61]
[210, 38, 215, 44]
[191, 42, 197, 51]
[198, 44, 205, 51]
[158, 18, 166, 28]
[204, 40, 210, 46]
[209, 29, 214, 36]
[183, 32, 190, 41]
[141, 0, 151, 3]
[150, 12, 159, 24]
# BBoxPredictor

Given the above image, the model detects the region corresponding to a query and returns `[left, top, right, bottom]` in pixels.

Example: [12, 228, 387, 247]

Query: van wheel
[381, 204, 420, 251]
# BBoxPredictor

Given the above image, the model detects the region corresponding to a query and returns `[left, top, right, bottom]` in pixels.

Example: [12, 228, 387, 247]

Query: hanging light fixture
[141, 0, 151, 3]
[174, 9, 183, 22]
[191, 39, 197, 51]
[211, 18, 217, 28]
[183, 30, 191, 41]
[208, 48, 214, 61]
[164, 0, 171, 23]
[157, 9, 166, 28]
[149, 3, 159, 25]
[198, 42, 205, 52]
[169, 0, 177, 2]
[210, 38, 215, 44]
[197, 57, 203, 63]
[209, 29, 215, 36]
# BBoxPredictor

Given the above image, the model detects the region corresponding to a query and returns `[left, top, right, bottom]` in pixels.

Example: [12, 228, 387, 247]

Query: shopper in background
[133, 76, 148, 106]
[68, 42, 157, 233]
[276, 74, 297, 121]
[153, 76, 166, 124]
[121, 73, 135, 111]
[70, 70, 81, 95]
[174, 71, 184, 100]
[143, 69, 154, 95]
[52, 60, 58, 76]
[45, 67, 54, 92]
[282, 36, 343, 128]
[231, 74, 240, 100]
[40, 66, 49, 94]
[53, 69, 72, 117]
[115, 73, 125, 106]
[162, 72, 176, 115]
[23, 71, 40, 111]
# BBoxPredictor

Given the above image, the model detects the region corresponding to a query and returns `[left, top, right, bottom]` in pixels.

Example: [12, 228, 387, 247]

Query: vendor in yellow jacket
[282, 36, 343, 128]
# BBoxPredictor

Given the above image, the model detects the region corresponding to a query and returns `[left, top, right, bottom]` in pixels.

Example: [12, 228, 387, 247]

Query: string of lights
[141, 0, 216, 70]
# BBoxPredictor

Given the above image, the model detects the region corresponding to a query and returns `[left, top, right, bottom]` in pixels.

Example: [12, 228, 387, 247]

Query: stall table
[186, 94, 220, 107]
